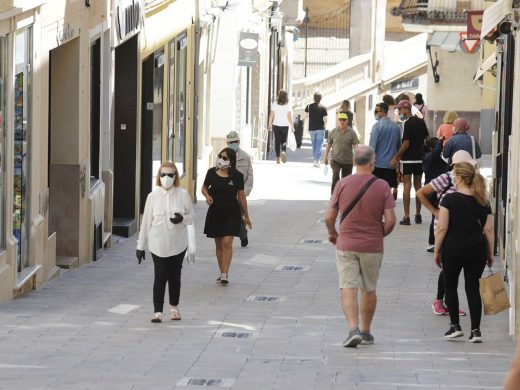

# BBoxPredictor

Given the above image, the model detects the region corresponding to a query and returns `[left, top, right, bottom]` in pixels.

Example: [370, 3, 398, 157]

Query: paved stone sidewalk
[0, 145, 514, 390]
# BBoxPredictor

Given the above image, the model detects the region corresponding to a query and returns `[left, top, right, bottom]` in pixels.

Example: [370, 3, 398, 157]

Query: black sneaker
[399, 217, 411, 225]
[444, 324, 463, 338]
[469, 329, 482, 343]
[415, 214, 422, 224]
[241, 238, 248, 247]
[426, 245, 435, 253]
[342, 328, 362, 348]
[360, 332, 374, 345]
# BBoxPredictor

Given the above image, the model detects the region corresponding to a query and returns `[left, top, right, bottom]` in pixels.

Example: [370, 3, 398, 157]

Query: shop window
[0, 37, 6, 249]
[13, 27, 32, 271]
[90, 38, 101, 186]
[167, 33, 188, 175]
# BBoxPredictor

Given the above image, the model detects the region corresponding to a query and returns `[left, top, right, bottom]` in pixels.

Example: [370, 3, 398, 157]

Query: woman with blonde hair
[434, 162, 494, 342]
[137, 162, 194, 323]
[436, 111, 458, 146]
[268, 90, 294, 164]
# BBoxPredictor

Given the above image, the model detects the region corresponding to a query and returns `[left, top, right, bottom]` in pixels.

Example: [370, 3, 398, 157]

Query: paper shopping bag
[479, 272, 510, 315]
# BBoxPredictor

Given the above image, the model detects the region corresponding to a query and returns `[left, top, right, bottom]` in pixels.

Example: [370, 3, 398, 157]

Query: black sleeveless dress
[203, 168, 244, 238]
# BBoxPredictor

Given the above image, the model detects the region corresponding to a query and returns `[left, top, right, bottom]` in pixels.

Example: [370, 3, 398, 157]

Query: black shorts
[401, 162, 423, 176]
[373, 167, 397, 188]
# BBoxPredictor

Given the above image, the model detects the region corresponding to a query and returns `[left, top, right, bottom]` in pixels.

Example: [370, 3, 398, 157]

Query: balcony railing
[392, 0, 483, 25]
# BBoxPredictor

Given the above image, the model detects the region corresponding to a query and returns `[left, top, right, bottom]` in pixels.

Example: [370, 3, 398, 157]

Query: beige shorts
[336, 250, 383, 292]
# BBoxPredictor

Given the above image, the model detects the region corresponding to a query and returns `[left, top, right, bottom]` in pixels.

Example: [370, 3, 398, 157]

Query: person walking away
[293, 114, 304, 148]
[413, 93, 429, 128]
[136, 162, 194, 323]
[202, 147, 252, 285]
[323, 112, 359, 194]
[442, 118, 482, 164]
[369, 102, 401, 197]
[325, 145, 396, 347]
[390, 99, 429, 225]
[416, 150, 476, 316]
[268, 90, 294, 164]
[304, 92, 328, 167]
[226, 131, 253, 247]
[339, 99, 356, 128]
[434, 162, 493, 342]
[436, 111, 458, 146]
[421, 137, 446, 253]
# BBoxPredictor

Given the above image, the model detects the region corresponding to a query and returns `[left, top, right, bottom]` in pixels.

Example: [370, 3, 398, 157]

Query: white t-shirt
[271, 102, 291, 127]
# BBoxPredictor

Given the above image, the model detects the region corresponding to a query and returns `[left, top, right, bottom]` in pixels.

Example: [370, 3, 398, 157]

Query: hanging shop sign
[56, 22, 78, 46]
[117, 0, 142, 42]
[238, 32, 259, 67]
[460, 32, 480, 54]
[390, 77, 419, 93]
[467, 10, 484, 40]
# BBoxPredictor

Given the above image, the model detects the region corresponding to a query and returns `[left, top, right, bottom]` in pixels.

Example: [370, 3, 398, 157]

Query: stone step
[56, 256, 79, 270]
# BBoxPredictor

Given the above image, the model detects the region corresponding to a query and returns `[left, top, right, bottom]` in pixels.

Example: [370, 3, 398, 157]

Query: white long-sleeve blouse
[137, 186, 194, 257]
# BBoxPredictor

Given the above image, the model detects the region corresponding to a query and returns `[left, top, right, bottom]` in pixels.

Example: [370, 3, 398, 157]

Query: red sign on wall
[467, 10, 484, 40]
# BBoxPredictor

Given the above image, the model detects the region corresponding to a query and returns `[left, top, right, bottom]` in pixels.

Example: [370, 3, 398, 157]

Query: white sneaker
[220, 272, 229, 285]
[170, 306, 181, 320]
[313, 160, 318, 167]
[151, 312, 162, 323]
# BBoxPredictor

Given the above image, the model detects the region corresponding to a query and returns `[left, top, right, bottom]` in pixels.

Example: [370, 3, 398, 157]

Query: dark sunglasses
[374, 110, 382, 114]
[160, 173, 175, 178]
[218, 154, 229, 161]
[338, 118, 347, 122]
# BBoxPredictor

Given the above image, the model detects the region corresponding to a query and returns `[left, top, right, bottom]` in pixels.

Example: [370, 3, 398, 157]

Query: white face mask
[217, 158, 230, 169]
[160, 175, 175, 189]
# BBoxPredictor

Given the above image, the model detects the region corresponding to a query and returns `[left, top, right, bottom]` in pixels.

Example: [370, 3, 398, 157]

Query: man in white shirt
[227, 131, 254, 247]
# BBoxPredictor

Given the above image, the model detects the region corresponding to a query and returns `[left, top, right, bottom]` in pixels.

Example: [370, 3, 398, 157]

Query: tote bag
[479, 270, 510, 315]
[287, 130, 297, 152]
[185, 224, 196, 264]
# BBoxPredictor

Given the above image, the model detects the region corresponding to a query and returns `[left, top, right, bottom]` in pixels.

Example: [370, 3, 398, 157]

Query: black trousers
[273, 125, 289, 157]
[442, 242, 487, 330]
[152, 250, 186, 312]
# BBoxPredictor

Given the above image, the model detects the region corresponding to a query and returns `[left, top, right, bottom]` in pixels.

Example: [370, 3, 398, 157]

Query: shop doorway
[140, 50, 164, 214]
[113, 36, 138, 237]
[48, 38, 81, 261]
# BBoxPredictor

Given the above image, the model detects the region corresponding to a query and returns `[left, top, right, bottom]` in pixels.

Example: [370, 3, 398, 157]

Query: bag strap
[340, 176, 378, 224]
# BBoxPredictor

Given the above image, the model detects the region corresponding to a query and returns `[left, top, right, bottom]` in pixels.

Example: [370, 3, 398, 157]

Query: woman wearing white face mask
[202, 147, 252, 285]
[136, 162, 194, 323]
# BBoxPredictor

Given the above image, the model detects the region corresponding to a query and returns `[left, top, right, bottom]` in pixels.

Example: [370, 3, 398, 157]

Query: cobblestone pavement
[0, 145, 514, 389]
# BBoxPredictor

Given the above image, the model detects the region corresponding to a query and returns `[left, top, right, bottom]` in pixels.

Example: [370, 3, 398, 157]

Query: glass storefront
[13, 27, 32, 271]
[0, 37, 6, 249]
[167, 32, 187, 175]
[152, 49, 164, 184]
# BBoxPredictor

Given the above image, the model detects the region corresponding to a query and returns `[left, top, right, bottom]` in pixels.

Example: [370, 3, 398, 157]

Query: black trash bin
[294, 115, 304, 148]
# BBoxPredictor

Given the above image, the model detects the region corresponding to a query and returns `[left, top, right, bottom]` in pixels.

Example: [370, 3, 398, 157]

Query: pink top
[330, 174, 395, 253]
[437, 123, 455, 145]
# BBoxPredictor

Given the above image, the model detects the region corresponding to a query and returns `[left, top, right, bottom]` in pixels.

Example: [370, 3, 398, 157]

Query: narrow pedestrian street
[0, 143, 514, 390]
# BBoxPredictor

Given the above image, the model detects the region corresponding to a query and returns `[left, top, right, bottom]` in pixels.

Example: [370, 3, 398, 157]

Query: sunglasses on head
[218, 154, 229, 161]
[160, 173, 175, 178]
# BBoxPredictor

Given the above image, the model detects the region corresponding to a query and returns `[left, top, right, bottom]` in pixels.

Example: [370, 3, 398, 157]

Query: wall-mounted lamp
[85, 0, 91, 7]
[426, 45, 440, 83]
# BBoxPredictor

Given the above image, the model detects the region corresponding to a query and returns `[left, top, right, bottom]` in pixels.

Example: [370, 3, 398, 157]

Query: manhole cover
[219, 331, 253, 339]
[275, 265, 309, 271]
[247, 295, 282, 302]
[299, 239, 325, 244]
[177, 378, 235, 387]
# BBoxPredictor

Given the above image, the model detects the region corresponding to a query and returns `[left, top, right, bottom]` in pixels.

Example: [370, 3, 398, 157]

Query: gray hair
[354, 145, 375, 166]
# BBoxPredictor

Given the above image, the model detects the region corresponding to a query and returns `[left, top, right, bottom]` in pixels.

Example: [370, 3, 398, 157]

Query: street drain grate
[177, 378, 235, 387]
[247, 295, 282, 302]
[275, 265, 309, 271]
[219, 331, 253, 339]
[299, 239, 325, 244]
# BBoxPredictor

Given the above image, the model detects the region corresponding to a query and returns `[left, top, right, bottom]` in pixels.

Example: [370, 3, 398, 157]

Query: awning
[474, 53, 497, 81]
[481, 0, 513, 39]
[427, 32, 462, 52]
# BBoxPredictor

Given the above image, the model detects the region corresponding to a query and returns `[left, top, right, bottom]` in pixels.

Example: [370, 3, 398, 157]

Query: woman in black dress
[202, 147, 252, 285]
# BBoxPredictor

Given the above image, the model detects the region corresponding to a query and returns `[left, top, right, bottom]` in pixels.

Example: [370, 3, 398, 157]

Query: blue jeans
[310, 130, 325, 162]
